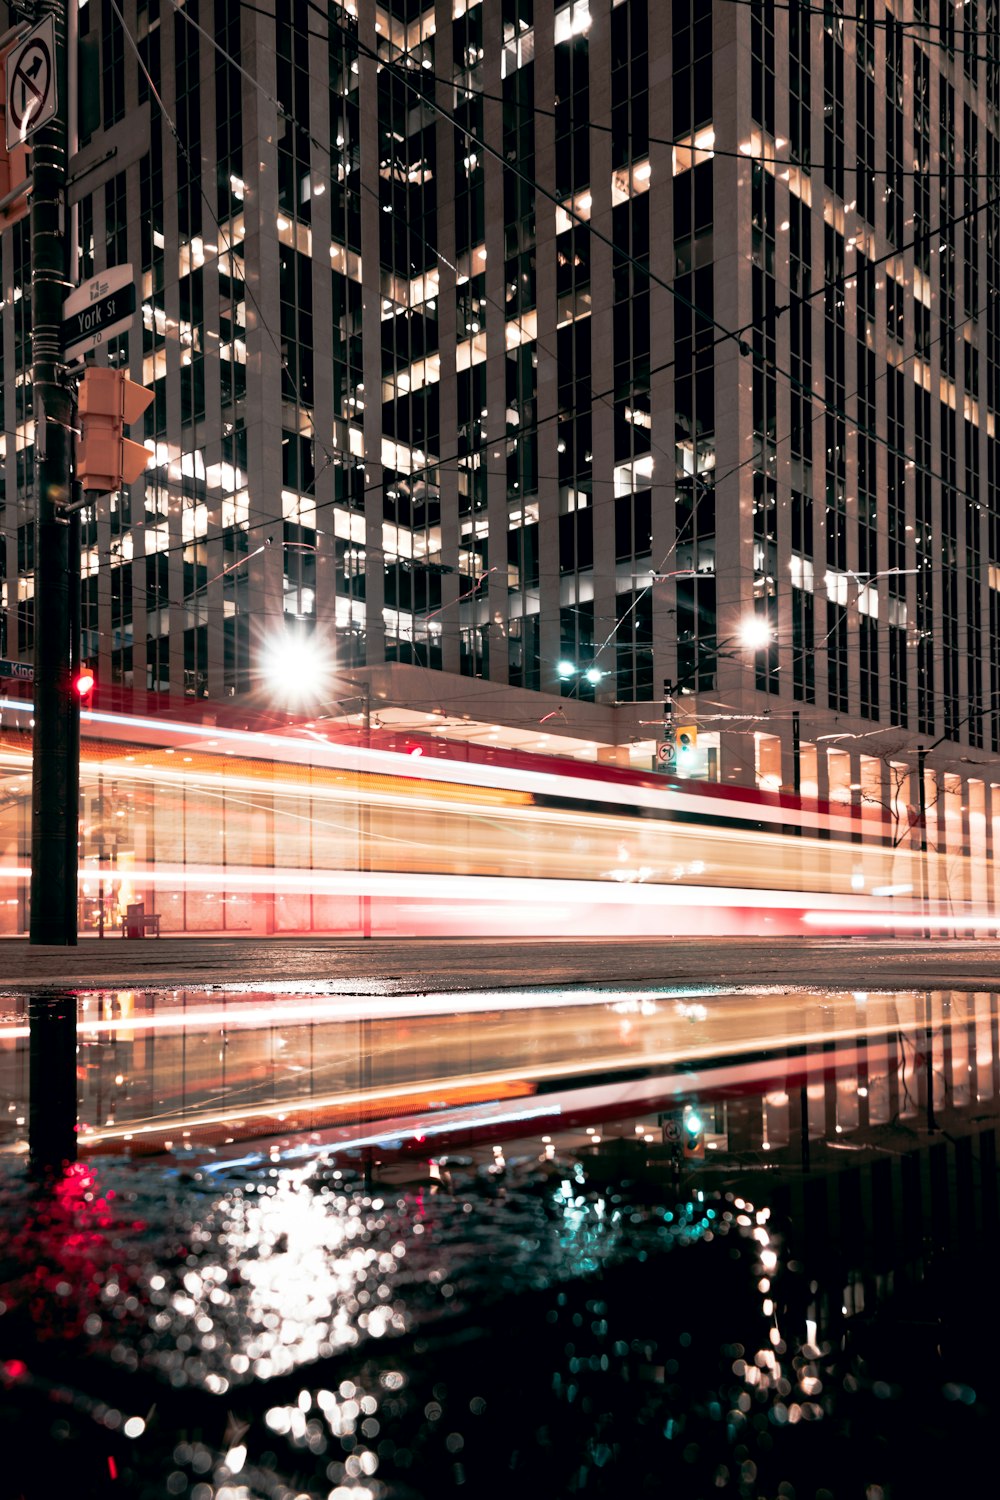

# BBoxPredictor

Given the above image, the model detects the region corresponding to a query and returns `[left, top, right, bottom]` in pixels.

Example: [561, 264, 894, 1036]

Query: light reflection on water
[0, 1139, 808, 1498]
[1, 981, 996, 1158]
[0, 982, 998, 1494]
[0, 1098, 994, 1499]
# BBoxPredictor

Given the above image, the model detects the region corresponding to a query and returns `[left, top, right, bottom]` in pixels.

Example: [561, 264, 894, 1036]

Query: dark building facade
[1, 0, 1000, 858]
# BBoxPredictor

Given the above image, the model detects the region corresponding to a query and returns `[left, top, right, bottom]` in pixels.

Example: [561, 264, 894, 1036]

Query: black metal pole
[792, 710, 801, 796]
[28, 0, 79, 1172]
[917, 744, 928, 937]
[29, 0, 77, 947]
[28, 989, 78, 1171]
[66, 501, 81, 928]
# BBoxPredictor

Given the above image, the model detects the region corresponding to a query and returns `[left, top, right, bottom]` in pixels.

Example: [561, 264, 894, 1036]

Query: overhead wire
[63, 2, 1000, 732]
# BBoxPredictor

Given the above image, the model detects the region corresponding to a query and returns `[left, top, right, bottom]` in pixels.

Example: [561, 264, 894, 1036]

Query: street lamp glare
[584, 666, 603, 685]
[259, 631, 335, 708]
[738, 617, 772, 650]
[557, 660, 576, 678]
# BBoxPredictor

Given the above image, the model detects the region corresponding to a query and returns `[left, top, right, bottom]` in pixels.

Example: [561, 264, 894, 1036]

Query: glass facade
[0, 0, 997, 833]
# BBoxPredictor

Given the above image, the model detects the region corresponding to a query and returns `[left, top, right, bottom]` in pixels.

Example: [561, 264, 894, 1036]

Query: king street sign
[0, 657, 33, 681]
[62, 265, 136, 362]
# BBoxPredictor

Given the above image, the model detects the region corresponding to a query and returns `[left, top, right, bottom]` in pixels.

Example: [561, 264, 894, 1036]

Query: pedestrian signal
[77, 368, 153, 492]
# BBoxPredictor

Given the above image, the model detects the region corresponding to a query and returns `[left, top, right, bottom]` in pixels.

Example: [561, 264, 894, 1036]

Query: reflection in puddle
[0, 984, 997, 1492]
[0, 983, 996, 1159]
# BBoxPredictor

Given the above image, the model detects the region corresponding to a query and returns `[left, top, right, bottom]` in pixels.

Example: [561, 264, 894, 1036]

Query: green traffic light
[685, 1111, 703, 1135]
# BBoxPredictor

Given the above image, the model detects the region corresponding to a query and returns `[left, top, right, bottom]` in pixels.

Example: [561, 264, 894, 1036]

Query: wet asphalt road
[2, 934, 1000, 994]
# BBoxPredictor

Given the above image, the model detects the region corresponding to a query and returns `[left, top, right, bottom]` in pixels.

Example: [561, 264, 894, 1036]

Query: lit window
[789, 554, 814, 592]
[673, 128, 716, 177]
[554, 1, 591, 45]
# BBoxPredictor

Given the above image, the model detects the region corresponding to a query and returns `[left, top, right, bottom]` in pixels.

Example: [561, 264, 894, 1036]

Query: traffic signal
[676, 725, 698, 763]
[76, 368, 153, 492]
[683, 1108, 705, 1160]
[73, 665, 96, 701]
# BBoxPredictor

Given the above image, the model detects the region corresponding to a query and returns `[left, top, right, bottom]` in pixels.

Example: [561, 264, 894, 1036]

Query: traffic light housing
[76, 368, 153, 493]
[676, 725, 698, 763]
[683, 1108, 705, 1160]
[73, 666, 96, 701]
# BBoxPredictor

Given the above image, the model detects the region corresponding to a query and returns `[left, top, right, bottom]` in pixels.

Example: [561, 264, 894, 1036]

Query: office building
[1, 0, 999, 857]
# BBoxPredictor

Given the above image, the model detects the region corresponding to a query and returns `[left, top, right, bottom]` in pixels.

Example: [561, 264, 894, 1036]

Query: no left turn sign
[6, 16, 57, 152]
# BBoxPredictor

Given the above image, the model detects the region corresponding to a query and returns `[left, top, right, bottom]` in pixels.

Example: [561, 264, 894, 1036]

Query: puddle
[0, 982, 998, 1494]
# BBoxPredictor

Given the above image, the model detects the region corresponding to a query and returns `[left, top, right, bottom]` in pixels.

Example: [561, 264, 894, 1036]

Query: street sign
[62, 264, 136, 361]
[5, 15, 56, 150]
[0, 657, 33, 681]
[656, 740, 676, 767]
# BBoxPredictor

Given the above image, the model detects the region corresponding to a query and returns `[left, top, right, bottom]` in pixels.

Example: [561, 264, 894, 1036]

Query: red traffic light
[74, 667, 96, 698]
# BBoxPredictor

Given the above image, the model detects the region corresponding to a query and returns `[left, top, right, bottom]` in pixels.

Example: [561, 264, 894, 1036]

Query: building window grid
[174, 0, 203, 246]
[789, 0, 810, 170]
[610, 0, 648, 172]
[613, 192, 653, 701]
[215, 0, 244, 222]
[854, 2, 876, 229]
[672, 1, 712, 138]
[964, 0, 979, 87]
[913, 47, 931, 277]
[990, 443, 1000, 751]
[751, 161, 778, 692]
[788, 192, 812, 465]
[914, 386, 935, 735]
[101, 0, 126, 130]
[275, 0, 313, 226]
[886, 367, 908, 727]
[987, 130, 1000, 417]
[554, 5, 590, 200]
[824, 225, 847, 712]
[964, 106, 980, 326]
[939, 80, 957, 382]
[330, 17, 362, 257]
[966, 419, 984, 748]
[822, 5, 844, 201]
[856, 254, 877, 720]
[378, 22, 441, 671]
[750, 0, 775, 138]
[8, 0, 1000, 784]
[941, 403, 961, 740]
[988, 0, 1000, 112]
[673, 260, 717, 694]
[455, 4, 486, 259]
[885, 12, 904, 246]
[136, 0, 162, 109]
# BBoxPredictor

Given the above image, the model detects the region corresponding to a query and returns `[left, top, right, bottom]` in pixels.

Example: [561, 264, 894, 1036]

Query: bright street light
[737, 616, 773, 651]
[258, 630, 336, 709]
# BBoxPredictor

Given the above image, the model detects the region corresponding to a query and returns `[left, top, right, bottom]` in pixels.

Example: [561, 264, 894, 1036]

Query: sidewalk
[2, 934, 1000, 995]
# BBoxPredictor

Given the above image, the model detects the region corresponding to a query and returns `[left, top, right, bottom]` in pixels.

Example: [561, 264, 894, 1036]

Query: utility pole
[917, 742, 929, 936]
[27, 0, 79, 1172]
[792, 710, 801, 797]
[29, 0, 78, 947]
[661, 677, 675, 771]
